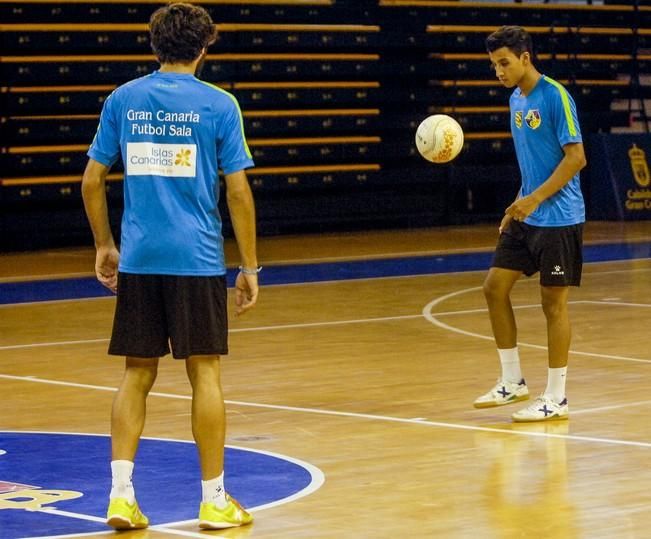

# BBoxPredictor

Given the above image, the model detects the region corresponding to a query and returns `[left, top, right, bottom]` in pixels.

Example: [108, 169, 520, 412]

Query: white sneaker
[512, 395, 569, 422]
[473, 379, 529, 408]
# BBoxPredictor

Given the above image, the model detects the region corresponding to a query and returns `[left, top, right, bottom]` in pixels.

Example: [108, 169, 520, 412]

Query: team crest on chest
[514, 111, 523, 129]
[525, 109, 542, 129]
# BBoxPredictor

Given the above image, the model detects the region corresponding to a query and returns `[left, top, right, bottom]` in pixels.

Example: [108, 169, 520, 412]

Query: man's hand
[95, 246, 120, 293]
[505, 193, 541, 224]
[234, 271, 258, 316]
[498, 213, 513, 234]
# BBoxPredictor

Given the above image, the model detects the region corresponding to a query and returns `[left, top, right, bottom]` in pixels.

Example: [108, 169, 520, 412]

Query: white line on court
[22, 530, 112, 539]
[570, 399, 651, 415]
[11, 430, 324, 539]
[27, 504, 301, 539]
[422, 287, 651, 364]
[2, 299, 649, 363]
[0, 338, 110, 351]
[1, 265, 650, 459]
[0, 313, 425, 350]
[579, 300, 651, 308]
[26, 510, 221, 539]
[34, 508, 105, 524]
[1, 374, 650, 449]
[0, 374, 185, 398]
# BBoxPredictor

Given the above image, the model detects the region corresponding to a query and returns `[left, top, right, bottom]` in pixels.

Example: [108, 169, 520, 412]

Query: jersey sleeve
[217, 97, 255, 175]
[87, 91, 121, 167]
[550, 83, 582, 147]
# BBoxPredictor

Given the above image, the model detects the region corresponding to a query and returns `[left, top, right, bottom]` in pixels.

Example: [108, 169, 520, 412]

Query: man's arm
[225, 169, 258, 315]
[81, 158, 120, 292]
[506, 142, 586, 222]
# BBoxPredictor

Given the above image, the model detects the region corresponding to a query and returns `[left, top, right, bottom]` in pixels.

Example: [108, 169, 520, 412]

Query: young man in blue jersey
[82, 3, 258, 530]
[473, 26, 587, 422]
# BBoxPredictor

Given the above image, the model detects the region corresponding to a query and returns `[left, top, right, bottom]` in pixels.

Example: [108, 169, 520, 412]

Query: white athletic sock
[544, 366, 568, 403]
[498, 347, 522, 383]
[110, 460, 135, 504]
[202, 472, 227, 509]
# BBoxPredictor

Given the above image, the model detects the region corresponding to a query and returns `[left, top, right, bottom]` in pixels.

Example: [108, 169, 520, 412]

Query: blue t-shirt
[510, 75, 585, 226]
[88, 70, 254, 275]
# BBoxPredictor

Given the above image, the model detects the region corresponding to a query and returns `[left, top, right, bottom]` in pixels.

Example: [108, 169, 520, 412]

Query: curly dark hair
[486, 25, 533, 57]
[149, 3, 217, 64]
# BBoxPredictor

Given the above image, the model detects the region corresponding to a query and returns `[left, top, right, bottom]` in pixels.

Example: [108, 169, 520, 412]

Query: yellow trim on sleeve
[543, 76, 577, 137]
[197, 79, 253, 159]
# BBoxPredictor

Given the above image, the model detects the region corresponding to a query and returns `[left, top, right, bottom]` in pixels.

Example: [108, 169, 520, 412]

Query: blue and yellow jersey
[88, 71, 254, 276]
[510, 76, 585, 226]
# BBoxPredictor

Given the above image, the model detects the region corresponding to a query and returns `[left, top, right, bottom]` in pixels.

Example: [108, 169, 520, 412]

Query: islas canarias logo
[126, 142, 197, 177]
[525, 109, 541, 129]
[175, 148, 192, 167]
[514, 111, 523, 129]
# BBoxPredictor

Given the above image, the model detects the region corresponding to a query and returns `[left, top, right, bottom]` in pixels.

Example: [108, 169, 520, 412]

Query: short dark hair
[149, 3, 217, 64]
[486, 25, 533, 57]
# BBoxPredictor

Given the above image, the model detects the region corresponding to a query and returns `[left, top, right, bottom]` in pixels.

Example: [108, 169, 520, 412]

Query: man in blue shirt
[82, 3, 257, 530]
[473, 26, 587, 422]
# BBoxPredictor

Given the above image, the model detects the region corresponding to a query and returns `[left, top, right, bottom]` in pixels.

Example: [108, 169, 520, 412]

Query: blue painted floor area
[1, 241, 650, 305]
[0, 432, 313, 537]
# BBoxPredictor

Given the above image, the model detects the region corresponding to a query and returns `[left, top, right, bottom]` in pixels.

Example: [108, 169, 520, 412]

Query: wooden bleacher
[378, 0, 651, 28]
[0, 2, 391, 247]
[376, 3, 650, 222]
[1, 0, 649, 248]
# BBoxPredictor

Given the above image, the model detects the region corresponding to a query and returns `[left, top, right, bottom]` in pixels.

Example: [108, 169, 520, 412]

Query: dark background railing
[2, 0, 649, 251]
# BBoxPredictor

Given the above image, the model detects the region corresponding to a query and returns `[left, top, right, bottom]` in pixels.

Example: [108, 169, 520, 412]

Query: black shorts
[108, 273, 228, 359]
[492, 221, 584, 287]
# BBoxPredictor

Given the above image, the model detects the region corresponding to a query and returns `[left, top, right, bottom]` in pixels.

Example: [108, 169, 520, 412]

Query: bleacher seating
[378, 0, 651, 28]
[377, 1, 651, 223]
[1, 0, 650, 249]
[1, 2, 393, 247]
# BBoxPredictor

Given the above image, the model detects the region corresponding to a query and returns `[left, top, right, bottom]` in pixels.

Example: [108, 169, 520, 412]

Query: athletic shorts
[108, 273, 228, 359]
[491, 220, 584, 287]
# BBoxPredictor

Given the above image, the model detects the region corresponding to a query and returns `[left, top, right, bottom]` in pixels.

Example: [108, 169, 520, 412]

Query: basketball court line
[1, 374, 650, 449]
[570, 399, 651, 415]
[423, 288, 651, 364]
[31, 507, 227, 538]
[0, 338, 110, 351]
[7, 430, 325, 539]
[1, 298, 649, 363]
[1, 270, 649, 458]
[26, 527, 112, 539]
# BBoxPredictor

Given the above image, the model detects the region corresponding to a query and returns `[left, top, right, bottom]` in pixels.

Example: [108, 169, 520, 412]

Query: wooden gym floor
[1, 221, 650, 538]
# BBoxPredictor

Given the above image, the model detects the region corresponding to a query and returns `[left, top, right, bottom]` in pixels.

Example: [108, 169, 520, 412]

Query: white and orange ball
[415, 114, 464, 163]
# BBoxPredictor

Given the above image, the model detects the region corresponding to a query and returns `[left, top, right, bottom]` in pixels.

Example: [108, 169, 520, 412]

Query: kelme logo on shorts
[551, 265, 565, 276]
[127, 142, 197, 177]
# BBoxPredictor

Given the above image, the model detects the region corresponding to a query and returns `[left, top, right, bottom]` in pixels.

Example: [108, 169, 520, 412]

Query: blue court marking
[0, 241, 649, 305]
[0, 431, 321, 538]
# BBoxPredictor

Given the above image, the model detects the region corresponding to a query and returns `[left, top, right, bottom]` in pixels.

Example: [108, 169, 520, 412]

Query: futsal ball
[415, 114, 464, 163]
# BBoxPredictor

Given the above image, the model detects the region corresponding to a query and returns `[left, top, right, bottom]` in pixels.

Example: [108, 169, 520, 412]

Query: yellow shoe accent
[199, 494, 253, 529]
[106, 498, 149, 530]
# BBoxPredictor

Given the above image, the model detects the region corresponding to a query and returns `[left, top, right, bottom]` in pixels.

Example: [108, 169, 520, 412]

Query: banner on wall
[589, 133, 651, 220]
